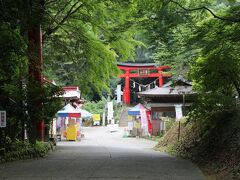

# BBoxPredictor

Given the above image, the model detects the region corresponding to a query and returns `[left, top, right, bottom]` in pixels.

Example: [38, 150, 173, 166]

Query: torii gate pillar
[123, 70, 130, 104]
[159, 71, 163, 87]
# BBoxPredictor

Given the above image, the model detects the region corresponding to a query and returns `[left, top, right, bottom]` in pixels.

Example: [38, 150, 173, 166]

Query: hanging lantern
[139, 85, 141, 92]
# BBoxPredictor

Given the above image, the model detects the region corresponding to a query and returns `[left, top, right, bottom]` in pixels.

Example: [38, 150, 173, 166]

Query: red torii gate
[117, 63, 171, 104]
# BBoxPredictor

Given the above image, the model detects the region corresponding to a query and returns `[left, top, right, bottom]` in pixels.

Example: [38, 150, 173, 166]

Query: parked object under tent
[127, 103, 152, 137]
[56, 104, 81, 141]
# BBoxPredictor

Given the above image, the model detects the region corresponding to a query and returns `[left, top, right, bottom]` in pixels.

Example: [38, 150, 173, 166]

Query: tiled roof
[138, 86, 195, 97]
[117, 62, 157, 67]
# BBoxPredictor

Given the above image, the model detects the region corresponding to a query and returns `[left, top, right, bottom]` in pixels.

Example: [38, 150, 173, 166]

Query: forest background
[0, 0, 240, 178]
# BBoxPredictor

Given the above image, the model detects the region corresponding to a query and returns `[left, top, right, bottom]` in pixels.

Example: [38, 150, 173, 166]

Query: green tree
[83, 98, 107, 115]
[42, 0, 143, 98]
[0, 0, 144, 144]
[0, 23, 28, 144]
[0, 0, 63, 144]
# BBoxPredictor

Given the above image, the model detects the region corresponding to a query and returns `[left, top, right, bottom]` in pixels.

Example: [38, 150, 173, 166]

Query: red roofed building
[62, 86, 85, 108]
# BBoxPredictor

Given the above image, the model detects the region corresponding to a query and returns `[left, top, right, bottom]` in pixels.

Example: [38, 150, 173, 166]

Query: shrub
[1, 140, 51, 163]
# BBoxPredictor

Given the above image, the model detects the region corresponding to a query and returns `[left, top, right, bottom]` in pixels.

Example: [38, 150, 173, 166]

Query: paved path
[0, 127, 205, 180]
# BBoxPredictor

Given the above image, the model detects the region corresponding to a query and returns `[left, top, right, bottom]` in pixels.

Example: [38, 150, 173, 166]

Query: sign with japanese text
[0, 111, 6, 127]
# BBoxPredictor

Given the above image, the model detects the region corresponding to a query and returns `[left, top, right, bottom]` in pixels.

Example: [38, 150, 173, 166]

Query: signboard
[107, 101, 113, 120]
[0, 111, 6, 127]
[93, 114, 101, 121]
[138, 69, 150, 76]
[175, 104, 183, 120]
[134, 121, 140, 129]
[128, 115, 133, 121]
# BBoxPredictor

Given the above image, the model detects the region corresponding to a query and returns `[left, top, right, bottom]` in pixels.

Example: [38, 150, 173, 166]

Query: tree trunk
[27, 26, 44, 144]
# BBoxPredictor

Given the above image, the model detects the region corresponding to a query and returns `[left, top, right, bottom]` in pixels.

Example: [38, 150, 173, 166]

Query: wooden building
[138, 77, 196, 135]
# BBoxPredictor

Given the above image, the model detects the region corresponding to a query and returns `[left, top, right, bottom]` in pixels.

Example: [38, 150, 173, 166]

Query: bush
[156, 109, 240, 179]
[0, 140, 51, 163]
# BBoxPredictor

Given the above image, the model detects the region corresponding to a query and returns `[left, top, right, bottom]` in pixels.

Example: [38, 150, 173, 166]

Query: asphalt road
[0, 126, 206, 180]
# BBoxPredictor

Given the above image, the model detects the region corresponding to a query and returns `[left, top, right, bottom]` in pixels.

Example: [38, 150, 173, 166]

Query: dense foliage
[83, 98, 107, 115]
[0, 0, 143, 145]
[0, 1, 62, 145]
[149, 1, 240, 178]
[42, 0, 143, 98]
[0, 23, 28, 142]
[1, 140, 52, 163]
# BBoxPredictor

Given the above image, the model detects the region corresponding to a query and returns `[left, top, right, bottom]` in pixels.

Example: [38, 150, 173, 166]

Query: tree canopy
[42, 0, 143, 98]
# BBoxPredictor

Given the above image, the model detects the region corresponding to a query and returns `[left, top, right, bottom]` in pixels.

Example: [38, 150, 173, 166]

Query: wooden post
[178, 121, 180, 141]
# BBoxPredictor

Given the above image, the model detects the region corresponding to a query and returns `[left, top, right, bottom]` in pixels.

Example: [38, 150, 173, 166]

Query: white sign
[107, 101, 113, 121]
[102, 113, 106, 126]
[0, 111, 6, 127]
[116, 85, 123, 103]
[175, 104, 183, 121]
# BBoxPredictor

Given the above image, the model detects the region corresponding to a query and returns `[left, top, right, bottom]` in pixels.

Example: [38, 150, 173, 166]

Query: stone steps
[119, 107, 129, 127]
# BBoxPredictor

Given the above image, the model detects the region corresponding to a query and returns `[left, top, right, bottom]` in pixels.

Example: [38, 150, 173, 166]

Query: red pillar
[158, 71, 163, 87]
[28, 25, 44, 141]
[123, 70, 130, 104]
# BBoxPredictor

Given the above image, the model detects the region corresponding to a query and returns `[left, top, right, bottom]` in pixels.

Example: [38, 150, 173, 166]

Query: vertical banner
[116, 85, 123, 103]
[175, 104, 183, 120]
[0, 111, 6, 127]
[107, 102, 113, 123]
[102, 113, 105, 126]
[140, 108, 148, 135]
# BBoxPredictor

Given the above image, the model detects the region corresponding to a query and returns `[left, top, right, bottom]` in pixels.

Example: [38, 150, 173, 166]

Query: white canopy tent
[76, 108, 93, 119]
